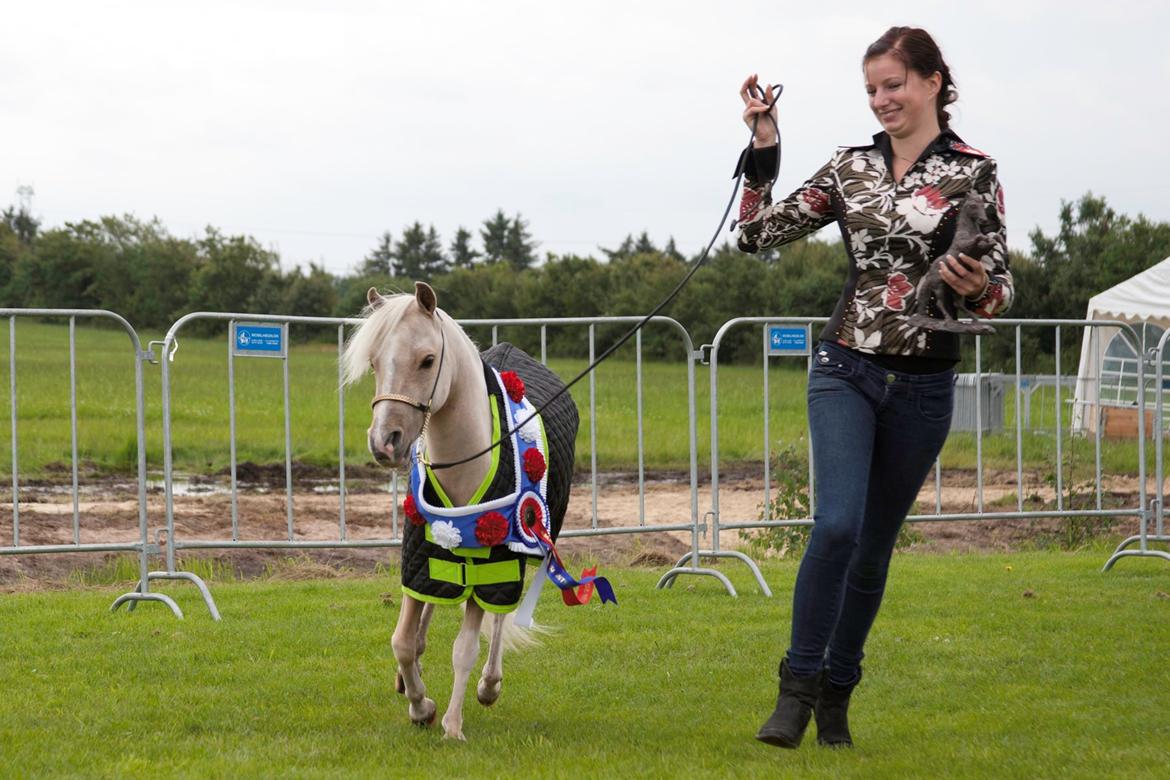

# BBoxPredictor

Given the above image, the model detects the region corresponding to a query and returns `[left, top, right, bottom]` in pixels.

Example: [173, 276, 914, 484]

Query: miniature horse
[342, 282, 579, 741]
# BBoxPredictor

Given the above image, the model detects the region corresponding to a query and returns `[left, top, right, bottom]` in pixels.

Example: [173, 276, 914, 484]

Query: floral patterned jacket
[736, 129, 1013, 361]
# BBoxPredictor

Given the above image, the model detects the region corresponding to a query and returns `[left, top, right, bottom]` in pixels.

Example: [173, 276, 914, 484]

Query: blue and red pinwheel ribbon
[526, 513, 617, 606]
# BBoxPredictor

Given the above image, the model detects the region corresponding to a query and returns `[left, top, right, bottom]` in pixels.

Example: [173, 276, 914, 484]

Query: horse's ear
[414, 281, 437, 316]
[367, 287, 385, 309]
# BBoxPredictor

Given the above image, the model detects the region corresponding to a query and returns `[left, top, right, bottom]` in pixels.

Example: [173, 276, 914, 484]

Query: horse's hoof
[441, 721, 467, 741]
[476, 678, 501, 707]
[410, 698, 436, 727]
[395, 672, 405, 695]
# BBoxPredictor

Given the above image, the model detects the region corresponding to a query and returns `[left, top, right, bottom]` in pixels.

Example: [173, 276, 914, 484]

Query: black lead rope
[426, 83, 784, 471]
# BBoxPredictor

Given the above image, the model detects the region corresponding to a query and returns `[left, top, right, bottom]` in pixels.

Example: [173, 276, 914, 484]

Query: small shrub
[741, 442, 811, 559]
[741, 441, 926, 558]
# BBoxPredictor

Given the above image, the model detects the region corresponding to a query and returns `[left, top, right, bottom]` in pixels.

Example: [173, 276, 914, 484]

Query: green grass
[1, 551, 1168, 778]
[0, 320, 1150, 479]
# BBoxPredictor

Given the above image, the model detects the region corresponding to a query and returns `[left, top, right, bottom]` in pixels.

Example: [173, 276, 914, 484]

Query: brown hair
[864, 27, 956, 129]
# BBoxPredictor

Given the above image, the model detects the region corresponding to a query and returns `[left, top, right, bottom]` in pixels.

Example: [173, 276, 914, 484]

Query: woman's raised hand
[740, 74, 778, 147]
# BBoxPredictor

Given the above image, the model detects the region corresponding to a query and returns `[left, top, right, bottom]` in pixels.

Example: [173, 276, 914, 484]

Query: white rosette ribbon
[514, 398, 541, 444]
[430, 520, 462, 550]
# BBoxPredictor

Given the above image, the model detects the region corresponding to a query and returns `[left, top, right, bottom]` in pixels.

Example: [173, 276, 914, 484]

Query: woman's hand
[939, 253, 989, 300]
[740, 74, 778, 148]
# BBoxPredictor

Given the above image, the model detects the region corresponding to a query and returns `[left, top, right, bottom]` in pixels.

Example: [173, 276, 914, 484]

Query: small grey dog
[907, 192, 996, 335]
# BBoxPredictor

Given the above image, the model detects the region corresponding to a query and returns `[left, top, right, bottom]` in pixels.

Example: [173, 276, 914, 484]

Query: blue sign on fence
[767, 325, 808, 356]
[232, 323, 286, 358]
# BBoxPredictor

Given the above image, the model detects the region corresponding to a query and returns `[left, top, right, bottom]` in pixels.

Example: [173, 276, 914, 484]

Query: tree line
[2, 194, 1168, 365]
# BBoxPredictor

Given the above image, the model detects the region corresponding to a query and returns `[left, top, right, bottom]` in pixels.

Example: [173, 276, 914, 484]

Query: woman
[736, 27, 1014, 749]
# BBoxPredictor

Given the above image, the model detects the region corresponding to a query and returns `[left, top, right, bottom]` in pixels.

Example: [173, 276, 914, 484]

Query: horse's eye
[420, 355, 435, 370]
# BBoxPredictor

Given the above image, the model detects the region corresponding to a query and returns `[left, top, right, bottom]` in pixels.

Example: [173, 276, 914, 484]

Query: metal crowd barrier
[8, 309, 1164, 618]
[700, 317, 1159, 594]
[1103, 327, 1170, 568]
[151, 312, 710, 618]
[0, 309, 180, 617]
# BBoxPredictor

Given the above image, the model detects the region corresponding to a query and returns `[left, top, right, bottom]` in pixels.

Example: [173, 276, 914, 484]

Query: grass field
[0, 319, 1150, 480]
[2, 550, 1168, 778]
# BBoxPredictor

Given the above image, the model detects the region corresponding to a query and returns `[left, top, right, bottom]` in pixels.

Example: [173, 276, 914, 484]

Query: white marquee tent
[1071, 257, 1170, 433]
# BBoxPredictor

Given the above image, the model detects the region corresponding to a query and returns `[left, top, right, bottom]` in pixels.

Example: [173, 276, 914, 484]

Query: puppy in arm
[907, 192, 996, 336]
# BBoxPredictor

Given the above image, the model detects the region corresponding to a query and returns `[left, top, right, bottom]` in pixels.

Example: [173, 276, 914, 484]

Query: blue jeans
[786, 341, 955, 686]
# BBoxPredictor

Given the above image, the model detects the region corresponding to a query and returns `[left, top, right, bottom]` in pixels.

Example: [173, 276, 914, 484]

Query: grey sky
[4, 1, 1168, 277]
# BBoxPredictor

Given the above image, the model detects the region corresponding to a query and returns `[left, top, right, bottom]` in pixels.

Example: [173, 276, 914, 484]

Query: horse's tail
[479, 610, 553, 652]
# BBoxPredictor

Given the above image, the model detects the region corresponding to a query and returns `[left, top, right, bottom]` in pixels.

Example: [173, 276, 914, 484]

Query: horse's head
[342, 281, 452, 468]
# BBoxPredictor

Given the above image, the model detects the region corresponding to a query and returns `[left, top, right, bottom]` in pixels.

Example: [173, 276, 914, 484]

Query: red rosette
[523, 448, 546, 482]
[500, 371, 525, 402]
[403, 494, 425, 527]
[474, 511, 508, 547]
[519, 497, 543, 530]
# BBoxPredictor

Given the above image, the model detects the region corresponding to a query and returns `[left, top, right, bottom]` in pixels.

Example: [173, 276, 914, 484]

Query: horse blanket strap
[428, 558, 520, 587]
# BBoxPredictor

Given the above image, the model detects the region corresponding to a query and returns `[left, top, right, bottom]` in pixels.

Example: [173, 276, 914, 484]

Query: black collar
[847, 128, 969, 171]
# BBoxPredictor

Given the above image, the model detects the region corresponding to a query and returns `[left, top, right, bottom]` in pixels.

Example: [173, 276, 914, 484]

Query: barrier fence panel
[0, 309, 180, 617]
[152, 312, 714, 618]
[703, 317, 1157, 592]
[1103, 327, 1170, 568]
[457, 317, 727, 594]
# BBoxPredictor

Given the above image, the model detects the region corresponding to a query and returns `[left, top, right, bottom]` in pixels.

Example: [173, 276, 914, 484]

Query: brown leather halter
[369, 312, 447, 443]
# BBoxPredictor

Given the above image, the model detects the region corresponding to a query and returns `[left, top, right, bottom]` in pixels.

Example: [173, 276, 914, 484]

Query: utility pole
[16, 184, 33, 212]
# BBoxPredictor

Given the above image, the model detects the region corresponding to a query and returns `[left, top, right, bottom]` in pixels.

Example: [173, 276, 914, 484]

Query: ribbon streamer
[528, 518, 617, 606]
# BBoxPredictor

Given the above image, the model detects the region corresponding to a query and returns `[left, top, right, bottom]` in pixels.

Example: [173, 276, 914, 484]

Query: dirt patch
[1, 467, 1162, 588]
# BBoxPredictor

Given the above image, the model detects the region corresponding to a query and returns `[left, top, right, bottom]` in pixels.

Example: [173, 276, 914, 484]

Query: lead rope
[426, 84, 783, 471]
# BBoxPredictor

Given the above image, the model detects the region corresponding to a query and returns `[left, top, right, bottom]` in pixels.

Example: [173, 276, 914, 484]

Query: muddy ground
[1, 464, 1162, 588]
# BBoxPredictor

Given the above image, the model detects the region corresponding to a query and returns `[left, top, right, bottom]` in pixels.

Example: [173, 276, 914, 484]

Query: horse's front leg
[396, 602, 436, 694]
[416, 602, 435, 660]
[441, 600, 485, 740]
[476, 612, 506, 706]
[391, 595, 436, 726]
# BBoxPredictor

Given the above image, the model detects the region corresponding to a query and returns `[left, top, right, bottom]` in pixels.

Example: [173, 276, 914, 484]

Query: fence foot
[143, 571, 222, 620]
[110, 591, 184, 619]
[668, 550, 772, 597]
[656, 566, 737, 596]
[1102, 535, 1170, 571]
[124, 577, 145, 613]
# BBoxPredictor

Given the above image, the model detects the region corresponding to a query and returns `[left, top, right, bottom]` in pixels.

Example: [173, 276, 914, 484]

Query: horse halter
[369, 312, 448, 442]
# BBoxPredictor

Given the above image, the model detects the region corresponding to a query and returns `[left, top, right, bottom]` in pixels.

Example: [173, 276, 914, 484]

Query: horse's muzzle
[369, 427, 409, 467]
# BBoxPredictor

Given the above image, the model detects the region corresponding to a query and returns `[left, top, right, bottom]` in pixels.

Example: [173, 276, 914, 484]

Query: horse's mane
[341, 294, 418, 387]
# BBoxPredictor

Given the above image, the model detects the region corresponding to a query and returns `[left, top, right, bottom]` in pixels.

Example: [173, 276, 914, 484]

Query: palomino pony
[342, 282, 579, 741]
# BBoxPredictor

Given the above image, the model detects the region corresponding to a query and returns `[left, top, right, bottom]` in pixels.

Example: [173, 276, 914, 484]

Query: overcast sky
[4, 1, 1168, 277]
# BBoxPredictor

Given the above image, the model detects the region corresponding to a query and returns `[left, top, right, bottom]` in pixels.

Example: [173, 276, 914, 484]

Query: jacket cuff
[732, 145, 779, 184]
[964, 277, 991, 305]
[967, 279, 1007, 318]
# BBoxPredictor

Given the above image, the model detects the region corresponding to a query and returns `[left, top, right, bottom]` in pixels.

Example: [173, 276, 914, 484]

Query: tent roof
[1087, 256, 1170, 323]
